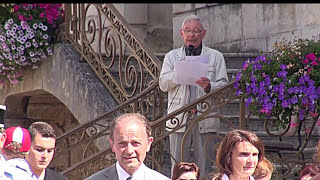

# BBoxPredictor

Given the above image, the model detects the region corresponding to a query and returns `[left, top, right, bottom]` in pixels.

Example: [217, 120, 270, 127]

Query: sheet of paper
[173, 61, 207, 86]
[185, 54, 209, 64]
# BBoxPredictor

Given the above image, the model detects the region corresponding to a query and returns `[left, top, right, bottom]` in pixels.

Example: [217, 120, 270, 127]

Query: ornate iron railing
[52, 3, 164, 172]
[64, 4, 161, 104]
[60, 81, 243, 179]
[53, 82, 163, 172]
[59, 81, 319, 179]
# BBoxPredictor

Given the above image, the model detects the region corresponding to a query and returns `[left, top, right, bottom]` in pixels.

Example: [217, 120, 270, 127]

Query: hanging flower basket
[235, 37, 320, 130]
[0, 3, 63, 85]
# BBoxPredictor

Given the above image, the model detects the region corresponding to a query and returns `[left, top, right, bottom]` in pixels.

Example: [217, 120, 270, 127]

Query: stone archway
[4, 89, 79, 136]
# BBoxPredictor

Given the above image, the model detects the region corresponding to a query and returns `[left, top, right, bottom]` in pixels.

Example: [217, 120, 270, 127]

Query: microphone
[187, 45, 194, 56]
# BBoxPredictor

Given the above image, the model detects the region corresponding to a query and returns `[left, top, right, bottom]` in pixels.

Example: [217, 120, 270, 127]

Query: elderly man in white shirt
[159, 14, 229, 177]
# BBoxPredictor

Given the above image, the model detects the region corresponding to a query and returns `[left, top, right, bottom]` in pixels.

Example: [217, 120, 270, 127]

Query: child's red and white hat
[4, 126, 31, 152]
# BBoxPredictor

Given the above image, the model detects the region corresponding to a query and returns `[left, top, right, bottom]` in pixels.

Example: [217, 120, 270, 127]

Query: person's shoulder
[144, 166, 170, 180]
[85, 165, 116, 180]
[45, 168, 66, 180]
[165, 47, 181, 56]
[4, 165, 34, 180]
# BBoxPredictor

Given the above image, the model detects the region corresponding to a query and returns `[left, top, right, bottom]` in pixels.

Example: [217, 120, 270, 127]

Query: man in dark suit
[85, 113, 170, 180]
[26, 122, 66, 180]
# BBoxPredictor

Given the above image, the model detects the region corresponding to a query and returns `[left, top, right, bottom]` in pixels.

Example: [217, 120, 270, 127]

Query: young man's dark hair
[26, 121, 66, 180]
[28, 121, 56, 140]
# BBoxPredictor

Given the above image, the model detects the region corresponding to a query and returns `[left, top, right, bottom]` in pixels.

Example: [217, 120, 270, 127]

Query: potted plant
[235, 37, 320, 134]
[0, 3, 63, 85]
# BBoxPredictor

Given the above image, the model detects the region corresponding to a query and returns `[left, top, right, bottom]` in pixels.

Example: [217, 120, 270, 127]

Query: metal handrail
[61, 81, 241, 179]
[52, 3, 165, 172]
[64, 4, 162, 104]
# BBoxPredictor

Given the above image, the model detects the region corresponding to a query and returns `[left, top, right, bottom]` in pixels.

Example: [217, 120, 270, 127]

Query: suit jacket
[44, 168, 67, 180]
[85, 164, 118, 180]
[84, 163, 170, 180]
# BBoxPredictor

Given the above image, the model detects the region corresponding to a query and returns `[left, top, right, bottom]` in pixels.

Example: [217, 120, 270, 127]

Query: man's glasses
[182, 29, 203, 35]
[177, 179, 197, 180]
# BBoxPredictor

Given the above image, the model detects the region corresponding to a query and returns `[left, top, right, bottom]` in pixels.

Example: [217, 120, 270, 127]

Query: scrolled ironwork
[64, 4, 161, 104]
[53, 81, 163, 173]
[59, 81, 240, 179]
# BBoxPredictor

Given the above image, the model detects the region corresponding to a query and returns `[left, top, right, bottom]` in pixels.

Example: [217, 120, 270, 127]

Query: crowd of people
[0, 105, 66, 179]
[1, 12, 320, 180]
[84, 112, 273, 180]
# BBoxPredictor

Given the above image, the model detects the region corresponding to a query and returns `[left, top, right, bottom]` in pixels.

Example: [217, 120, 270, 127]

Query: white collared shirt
[6, 158, 37, 180]
[222, 174, 255, 180]
[115, 161, 170, 180]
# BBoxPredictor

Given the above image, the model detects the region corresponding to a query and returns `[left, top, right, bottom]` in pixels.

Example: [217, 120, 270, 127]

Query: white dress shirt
[115, 161, 170, 180]
[222, 174, 255, 180]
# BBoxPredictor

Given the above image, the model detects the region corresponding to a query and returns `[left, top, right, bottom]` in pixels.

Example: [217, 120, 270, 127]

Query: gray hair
[181, 14, 204, 29]
[109, 113, 152, 140]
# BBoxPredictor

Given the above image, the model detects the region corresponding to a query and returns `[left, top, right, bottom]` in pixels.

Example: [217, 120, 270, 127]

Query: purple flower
[250, 75, 256, 83]
[299, 109, 305, 120]
[246, 85, 251, 94]
[251, 84, 258, 95]
[277, 71, 287, 78]
[259, 81, 266, 87]
[299, 77, 305, 85]
[280, 64, 287, 70]
[279, 94, 285, 101]
[308, 80, 315, 87]
[291, 95, 298, 104]
[279, 82, 285, 92]
[245, 97, 253, 107]
[260, 55, 267, 62]
[236, 72, 241, 81]
[258, 87, 266, 96]
[317, 87, 320, 95]
[301, 96, 309, 104]
[281, 100, 290, 108]
[236, 89, 242, 96]
[256, 63, 262, 70]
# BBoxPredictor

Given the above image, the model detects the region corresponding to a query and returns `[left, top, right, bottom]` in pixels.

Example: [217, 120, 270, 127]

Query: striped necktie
[126, 176, 133, 180]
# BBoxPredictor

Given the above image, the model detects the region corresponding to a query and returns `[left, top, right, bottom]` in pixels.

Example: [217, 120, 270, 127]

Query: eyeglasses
[182, 29, 203, 35]
[176, 179, 197, 180]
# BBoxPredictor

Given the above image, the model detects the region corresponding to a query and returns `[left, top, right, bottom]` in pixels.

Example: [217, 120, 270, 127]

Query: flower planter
[235, 37, 320, 130]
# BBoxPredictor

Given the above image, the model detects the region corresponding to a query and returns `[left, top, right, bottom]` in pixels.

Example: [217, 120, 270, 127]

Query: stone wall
[172, 4, 320, 53]
[114, 4, 173, 53]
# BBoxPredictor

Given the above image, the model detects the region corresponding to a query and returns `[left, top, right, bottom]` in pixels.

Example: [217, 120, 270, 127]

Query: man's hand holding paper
[172, 54, 209, 86]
